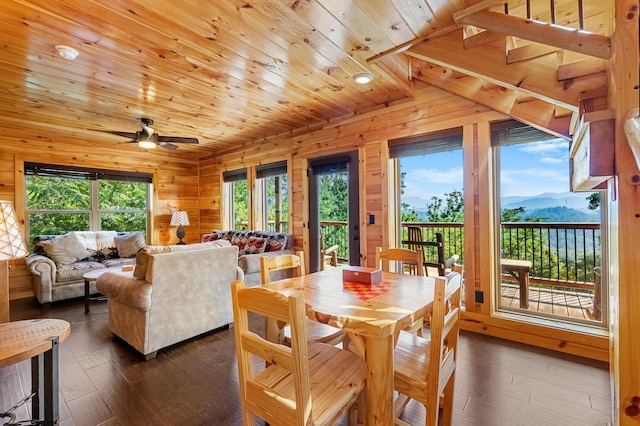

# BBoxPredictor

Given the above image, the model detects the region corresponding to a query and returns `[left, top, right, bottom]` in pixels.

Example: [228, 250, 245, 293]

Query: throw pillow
[264, 234, 288, 252]
[133, 245, 172, 279]
[38, 232, 89, 265]
[95, 231, 118, 259]
[201, 233, 219, 242]
[244, 236, 266, 254]
[115, 231, 146, 258]
[73, 231, 99, 260]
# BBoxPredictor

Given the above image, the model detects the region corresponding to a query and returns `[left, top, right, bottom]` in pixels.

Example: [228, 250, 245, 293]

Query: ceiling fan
[105, 118, 199, 150]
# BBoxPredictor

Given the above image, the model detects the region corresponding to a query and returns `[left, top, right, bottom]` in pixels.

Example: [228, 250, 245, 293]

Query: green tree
[425, 189, 464, 222]
[421, 190, 464, 262]
[233, 180, 249, 229]
[27, 176, 148, 243]
[500, 206, 560, 279]
[587, 192, 601, 210]
[400, 171, 419, 222]
[318, 172, 349, 257]
[264, 175, 289, 232]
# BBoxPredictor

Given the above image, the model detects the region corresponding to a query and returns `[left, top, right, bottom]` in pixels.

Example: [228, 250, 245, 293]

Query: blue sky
[400, 138, 570, 204]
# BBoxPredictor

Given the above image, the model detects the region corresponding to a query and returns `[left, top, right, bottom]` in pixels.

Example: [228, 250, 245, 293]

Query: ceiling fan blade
[158, 141, 179, 150]
[157, 135, 199, 144]
[101, 131, 138, 139]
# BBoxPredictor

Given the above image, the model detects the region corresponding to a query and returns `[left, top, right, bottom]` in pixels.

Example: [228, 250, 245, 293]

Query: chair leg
[424, 393, 440, 426]
[439, 374, 455, 426]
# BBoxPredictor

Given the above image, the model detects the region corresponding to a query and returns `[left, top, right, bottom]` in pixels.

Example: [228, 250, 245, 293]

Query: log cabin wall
[198, 87, 608, 362]
[0, 130, 201, 300]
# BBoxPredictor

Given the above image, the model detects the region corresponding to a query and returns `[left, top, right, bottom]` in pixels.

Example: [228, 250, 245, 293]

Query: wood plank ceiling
[0, 0, 611, 156]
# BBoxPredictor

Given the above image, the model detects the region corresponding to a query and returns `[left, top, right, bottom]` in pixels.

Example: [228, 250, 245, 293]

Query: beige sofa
[96, 241, 243, 359]
[26, 231, 144, 304]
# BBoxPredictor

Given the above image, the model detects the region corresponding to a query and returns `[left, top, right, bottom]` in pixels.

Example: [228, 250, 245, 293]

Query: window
[223, 168, 249, 230]
[492, 120, 605, 326]
[388, 128, 465, 267]
[256, 161, 288, 233]
[25, 162, 151, 243]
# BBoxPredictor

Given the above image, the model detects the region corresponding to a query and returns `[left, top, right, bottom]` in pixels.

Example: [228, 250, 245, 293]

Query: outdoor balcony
[320, 221, 602, 324]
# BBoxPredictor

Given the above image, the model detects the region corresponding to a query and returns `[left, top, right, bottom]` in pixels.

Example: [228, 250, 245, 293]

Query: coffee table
[82, 267, 124, 313]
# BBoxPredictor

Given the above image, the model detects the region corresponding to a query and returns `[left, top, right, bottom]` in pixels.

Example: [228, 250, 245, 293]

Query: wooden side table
[501, 259, 532, 309]
[0, 319, 70, 426]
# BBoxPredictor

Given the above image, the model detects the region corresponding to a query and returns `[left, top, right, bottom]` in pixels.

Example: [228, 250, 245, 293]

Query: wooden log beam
[507, 44, 561, 64]
[452, 0, 507, 22]
[412, 63, 571, 138]
[367, 24, 459, 65]
[456, 10, 611, 59]
[406, 29, 606, 110]
[463, 29, 505, 50]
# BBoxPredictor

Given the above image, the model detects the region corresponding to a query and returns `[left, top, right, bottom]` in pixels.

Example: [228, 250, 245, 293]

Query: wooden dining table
[264, 266, 438, 425]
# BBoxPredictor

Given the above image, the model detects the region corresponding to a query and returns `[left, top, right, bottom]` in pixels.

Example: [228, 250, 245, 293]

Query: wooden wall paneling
[2, 139, 200, 300]
[610, 0, 640, 423]
[358, 147, 368, 266]
[462, 311, 609, 362]
[197, 92, 608, 363]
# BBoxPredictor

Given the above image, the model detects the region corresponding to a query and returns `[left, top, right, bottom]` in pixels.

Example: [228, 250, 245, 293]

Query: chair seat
[284, 319, 346, 347]
[394, 330, 432, 390]
[251, 342, 367, 425]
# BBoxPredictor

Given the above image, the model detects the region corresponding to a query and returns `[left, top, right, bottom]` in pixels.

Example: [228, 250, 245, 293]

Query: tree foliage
[26, 176, 148, 243]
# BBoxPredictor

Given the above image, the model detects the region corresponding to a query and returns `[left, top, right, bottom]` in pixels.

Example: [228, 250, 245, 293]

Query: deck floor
[500, 283, 597, 321]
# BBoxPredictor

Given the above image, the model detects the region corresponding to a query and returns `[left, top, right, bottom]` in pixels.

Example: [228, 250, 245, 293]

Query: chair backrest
[260, 251, 305, 285]
[231, 280, 312, 425]
[375, 247, 424, 276]
[427, 272, 462, 398]
[422, 232, 446, 276]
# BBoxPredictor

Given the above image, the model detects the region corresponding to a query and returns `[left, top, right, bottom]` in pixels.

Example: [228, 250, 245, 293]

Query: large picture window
[25, 162, 151, 243]
[256, 161, 288, 233]
[223, 168, 249, 230]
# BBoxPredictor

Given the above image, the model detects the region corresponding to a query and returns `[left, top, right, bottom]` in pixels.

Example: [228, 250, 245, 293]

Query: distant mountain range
[405, 191, 600, 222]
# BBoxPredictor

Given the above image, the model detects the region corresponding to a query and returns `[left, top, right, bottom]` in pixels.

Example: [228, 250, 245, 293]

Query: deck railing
[319, 221, 601, 291]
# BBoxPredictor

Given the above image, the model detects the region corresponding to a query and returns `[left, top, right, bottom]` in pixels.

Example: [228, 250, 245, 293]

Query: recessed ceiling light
[353, 72, 374, 84]
[55, 45, 79, 60]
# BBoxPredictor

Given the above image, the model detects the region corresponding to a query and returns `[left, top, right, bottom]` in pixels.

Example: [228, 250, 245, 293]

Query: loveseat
[96, 241, 243, 359]
[201, 230, 294, 286]
[26, 231, 146, 304]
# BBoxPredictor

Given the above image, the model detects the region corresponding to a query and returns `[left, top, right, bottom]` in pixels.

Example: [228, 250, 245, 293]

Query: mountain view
[405, 191, 600, 222]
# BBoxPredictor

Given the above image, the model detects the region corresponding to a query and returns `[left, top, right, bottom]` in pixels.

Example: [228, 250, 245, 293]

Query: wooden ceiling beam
[412, 62, 571, 139]
[456, 10, 611, 59]
[405, 29, 606, 111]
[366, 24, 459, 65]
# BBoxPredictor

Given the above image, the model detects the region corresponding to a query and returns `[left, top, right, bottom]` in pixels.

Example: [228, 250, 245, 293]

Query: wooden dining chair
[375, 247, 425, 336]
[260, 251, 347, 347]
[392, 271, 462, 426]
[231, 280, 367, 425]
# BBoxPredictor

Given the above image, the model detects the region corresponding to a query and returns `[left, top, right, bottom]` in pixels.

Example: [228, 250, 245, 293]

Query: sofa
[96, 241, 243, 359]
[26, 230, 146, 304]
[201, 230, 294, 286]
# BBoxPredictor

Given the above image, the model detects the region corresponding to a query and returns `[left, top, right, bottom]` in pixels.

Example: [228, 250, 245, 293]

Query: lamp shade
[0, 201, 28, 260]
[170, 211, 190, 226]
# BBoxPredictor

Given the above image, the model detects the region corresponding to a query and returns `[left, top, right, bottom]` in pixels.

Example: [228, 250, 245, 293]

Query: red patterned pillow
[244, 236, 266, 254]
[264, 234, 288, 252]
[201, 233, 220, 242]
[231, 231, 253, 252]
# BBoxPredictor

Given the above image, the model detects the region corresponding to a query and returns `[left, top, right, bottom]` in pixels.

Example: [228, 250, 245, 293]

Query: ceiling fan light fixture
[138, 140, 156, 149]
[55, 45, 79, 60]
[353, 72, 374, 84]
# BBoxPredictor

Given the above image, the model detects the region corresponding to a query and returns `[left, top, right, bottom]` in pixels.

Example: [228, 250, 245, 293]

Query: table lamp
[170, 211, 190, 245]
[0, 201, 28, 323]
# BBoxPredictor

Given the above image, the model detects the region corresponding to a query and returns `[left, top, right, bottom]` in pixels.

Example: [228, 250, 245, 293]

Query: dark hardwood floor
[1, 297, 611, 426]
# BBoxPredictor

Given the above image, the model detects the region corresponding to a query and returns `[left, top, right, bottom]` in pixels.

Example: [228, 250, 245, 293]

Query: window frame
[24, 162, 151, 242]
